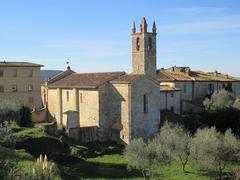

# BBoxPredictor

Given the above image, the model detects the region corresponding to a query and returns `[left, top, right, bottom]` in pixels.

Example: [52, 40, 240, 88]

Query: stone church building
[43, 18, 161, 144]
[42, 18, 240, 144]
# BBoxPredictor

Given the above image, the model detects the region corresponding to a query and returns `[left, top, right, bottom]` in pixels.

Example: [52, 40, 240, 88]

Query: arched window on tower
[148, 37, 152, 51]
[143, 94, 148, 113]
[136, 37, 140, 51]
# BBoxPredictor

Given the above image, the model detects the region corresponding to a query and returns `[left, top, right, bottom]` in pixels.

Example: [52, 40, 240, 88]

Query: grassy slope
[9, 127, 240, 179]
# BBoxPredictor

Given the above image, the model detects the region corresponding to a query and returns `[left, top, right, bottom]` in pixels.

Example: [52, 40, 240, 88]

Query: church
[42, 18, 240, 144]
[43, 18, 161, 144]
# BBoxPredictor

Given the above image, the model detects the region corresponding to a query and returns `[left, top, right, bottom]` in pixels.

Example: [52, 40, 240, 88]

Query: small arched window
[66, 91, 69, 102]
[148, 37, 152, 51]
[136, 37, 140, 51]
[143, 94, 148, 113]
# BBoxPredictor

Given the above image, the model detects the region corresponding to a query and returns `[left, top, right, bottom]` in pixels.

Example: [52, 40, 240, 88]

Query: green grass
[15, 150, 35, 175]
[12, 127, 49, 139]
[7, 127, 240, 179]
[58, 140, 240, 180]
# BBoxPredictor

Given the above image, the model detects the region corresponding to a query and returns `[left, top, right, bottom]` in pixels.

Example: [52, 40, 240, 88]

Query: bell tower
[132, 17, 157, 78]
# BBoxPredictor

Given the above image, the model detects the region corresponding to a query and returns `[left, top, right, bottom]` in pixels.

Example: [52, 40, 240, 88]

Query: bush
[13, 128, 67, 157]
[203, 90, 234, 112]
[190, 127, 240, 179]
[233, 98, 240, 110]
[18, 106, 32, 127]
[125, 139, 157, 180]
[32, 154, 61, 180]
[157, 122, 191, 172]
[15, 136, 66, 158]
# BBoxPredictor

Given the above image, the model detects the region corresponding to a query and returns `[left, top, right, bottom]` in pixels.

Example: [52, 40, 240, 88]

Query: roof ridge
[73, 71, 125, 75]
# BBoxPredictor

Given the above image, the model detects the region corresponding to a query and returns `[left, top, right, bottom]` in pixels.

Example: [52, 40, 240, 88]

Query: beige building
[43, 18, 161, 144]
[157, 66, 240, 114]
[160, 84, 181, 114]
[0, 61, 43, 109]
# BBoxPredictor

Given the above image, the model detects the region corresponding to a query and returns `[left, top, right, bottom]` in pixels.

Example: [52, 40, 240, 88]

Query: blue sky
[0, 0, 240, 76]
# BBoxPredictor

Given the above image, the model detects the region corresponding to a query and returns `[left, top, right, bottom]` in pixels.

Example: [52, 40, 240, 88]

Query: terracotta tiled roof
[160, 85, 181, 92]
[111, 74, 145, 83]
[0, 61, 43, 67]
[156, 69, 192, 81]
[48, 72, 125, 89]
[157, 67, 239, 82]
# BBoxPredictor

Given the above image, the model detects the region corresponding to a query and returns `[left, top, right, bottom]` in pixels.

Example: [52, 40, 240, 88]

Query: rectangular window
[66, 91, 69, 102]
[170, 92, 174, 98]
[0, 85, 4, 92]
[143, 94, 148, 113]
[208, 84, 214, 94]
[183, 84, 187, 93]
[170, 106, 174, 112]
[28, 69, 33, 77]
[28, 85, 34, 92]
[0, 69, 4, 77]
[12, 69, 17, 77]
[12, 85, 18, 92]
[80, 93, 83, 103]
[28, 96, 34, 103]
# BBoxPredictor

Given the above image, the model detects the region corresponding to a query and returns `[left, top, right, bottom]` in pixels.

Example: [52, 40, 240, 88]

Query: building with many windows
[157, 66, 240, 114]
[0, 61, 43, 109]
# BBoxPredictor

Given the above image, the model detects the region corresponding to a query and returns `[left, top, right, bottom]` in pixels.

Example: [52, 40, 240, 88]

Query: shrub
[125, 138, 157, 180]
[233, 98, 240, 110]
[190, 127, 240, 179]
[203, 90, 234, 112]
[32, 154, 61, 180]
[157, 122, 191, 172]
[13, 128, 67, 157]
[18, 106, 32, 127]
[15, 136, 66, 157]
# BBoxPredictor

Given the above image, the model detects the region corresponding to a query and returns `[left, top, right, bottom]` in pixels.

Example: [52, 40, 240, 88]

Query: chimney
[214, 70, 218, 77]
[185, 68, 190, 76]
[226, 74, 229, 79]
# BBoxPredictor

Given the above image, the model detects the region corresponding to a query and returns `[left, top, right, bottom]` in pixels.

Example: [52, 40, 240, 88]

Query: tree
[190, 127, 240, 178]
[157, 122, 191, 172]
[18, 106, 32, 127]
[125, 138, 157, 180]
[233, 98, 240, 110]
[203, 90, 234, 112]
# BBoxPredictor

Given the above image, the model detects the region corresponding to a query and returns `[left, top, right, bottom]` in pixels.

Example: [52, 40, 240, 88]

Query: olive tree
[190, 127, 240, 178]
[125, 138, 157, 180]
[233, 98, 240, 110]
[157, 122, 191, 172]
[203, 90, 234, 111]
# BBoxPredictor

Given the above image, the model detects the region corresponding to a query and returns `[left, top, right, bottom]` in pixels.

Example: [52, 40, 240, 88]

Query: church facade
[43, 18, 161, 144]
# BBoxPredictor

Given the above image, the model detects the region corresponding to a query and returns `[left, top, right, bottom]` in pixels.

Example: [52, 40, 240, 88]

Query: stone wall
[160, 90, 181, 114]
[131, 77, 160, 140]
[107, 83, 130, 144]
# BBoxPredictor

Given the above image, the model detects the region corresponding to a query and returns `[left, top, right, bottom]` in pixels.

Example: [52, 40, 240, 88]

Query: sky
[0, 0, 240, 76]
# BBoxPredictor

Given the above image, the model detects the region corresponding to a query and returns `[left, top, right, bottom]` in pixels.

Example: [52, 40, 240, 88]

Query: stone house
[157, 66, 240, 114]
[43, 18, 161, 144]
[160, 84, 181, 114]
[0, 61, 43, 109]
